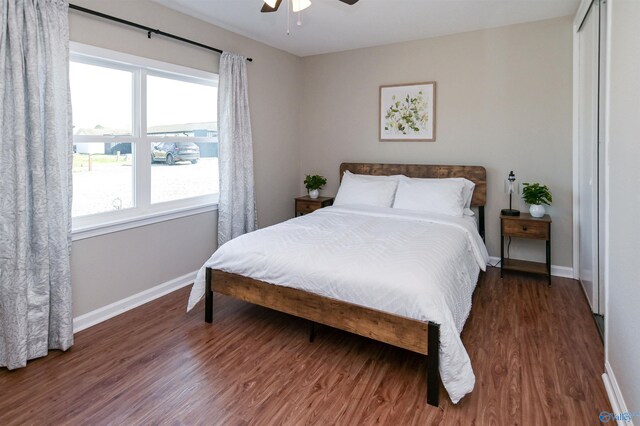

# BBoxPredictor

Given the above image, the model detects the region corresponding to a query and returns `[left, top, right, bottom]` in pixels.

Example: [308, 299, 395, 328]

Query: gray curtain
[0, 0, 73, 369]
[217, 52, 257, 246]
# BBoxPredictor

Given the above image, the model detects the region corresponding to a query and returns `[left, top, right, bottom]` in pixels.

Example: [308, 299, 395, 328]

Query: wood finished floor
[0, 268, 610, 425]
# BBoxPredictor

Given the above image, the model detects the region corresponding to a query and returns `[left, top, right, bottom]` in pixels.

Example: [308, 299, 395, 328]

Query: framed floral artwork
[379, 82, 436, 141]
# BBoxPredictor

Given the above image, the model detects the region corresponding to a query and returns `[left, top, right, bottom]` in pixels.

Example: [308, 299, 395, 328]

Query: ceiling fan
[261, 0, 359, 13]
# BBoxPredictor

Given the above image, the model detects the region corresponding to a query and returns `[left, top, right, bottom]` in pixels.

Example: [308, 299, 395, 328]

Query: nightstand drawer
[502, 220, 549, 239]
[296, 200, 321, 214]
[295, 196, 334, 216]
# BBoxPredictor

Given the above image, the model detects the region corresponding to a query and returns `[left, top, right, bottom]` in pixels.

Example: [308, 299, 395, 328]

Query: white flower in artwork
[384, 91, 430, 135]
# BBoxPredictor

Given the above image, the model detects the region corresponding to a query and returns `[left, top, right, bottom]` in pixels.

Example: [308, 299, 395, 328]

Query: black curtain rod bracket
[68, 4, 253, 62]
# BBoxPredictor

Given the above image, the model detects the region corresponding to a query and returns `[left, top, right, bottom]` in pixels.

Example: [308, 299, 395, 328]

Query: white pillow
[458, 178, 476, 215]
[392, 178, 466, 217]
[399, 177, 475, 216]
[333, 171, 400, 207]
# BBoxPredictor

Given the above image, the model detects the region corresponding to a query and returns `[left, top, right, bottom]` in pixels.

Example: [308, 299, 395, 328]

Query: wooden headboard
[340, 163, 486, 206]
[339, 162, 487, 239]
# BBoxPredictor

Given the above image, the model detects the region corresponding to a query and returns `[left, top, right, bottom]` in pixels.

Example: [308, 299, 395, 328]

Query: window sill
[71, 203, 218, 241]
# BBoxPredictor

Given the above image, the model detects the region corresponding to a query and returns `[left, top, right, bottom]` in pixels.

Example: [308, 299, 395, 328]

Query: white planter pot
[309, 189, 320, 199]
[529, 204, 545, 218]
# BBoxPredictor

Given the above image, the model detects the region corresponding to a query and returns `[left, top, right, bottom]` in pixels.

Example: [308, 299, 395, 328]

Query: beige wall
[605, 0, 640, 409]
[69, 0, 302, 316]
[300, 17, 574, 267]
[71, 212, 216, 315]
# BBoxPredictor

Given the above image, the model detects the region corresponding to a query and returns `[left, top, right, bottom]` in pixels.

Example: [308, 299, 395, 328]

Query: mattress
[187, 205, 489, 403]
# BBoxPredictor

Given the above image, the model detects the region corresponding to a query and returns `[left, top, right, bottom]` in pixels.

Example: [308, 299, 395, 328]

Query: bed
[187, 163, 488, 406]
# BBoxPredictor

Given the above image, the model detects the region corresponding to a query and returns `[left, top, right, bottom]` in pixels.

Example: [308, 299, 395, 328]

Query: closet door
[576, 1, 600, 313]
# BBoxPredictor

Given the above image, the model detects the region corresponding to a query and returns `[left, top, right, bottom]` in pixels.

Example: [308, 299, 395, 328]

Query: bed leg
[478, 206, 486, 242]
[427, 321, 440, 407]
[205, 267, 213, 324]
[309, 321, 316, 342]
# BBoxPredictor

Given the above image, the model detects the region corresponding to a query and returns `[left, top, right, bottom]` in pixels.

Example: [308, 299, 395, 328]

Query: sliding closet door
[576, 1, 600, 313]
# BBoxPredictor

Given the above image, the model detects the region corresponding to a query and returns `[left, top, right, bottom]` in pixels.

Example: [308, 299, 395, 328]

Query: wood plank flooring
[0, 268, 610, 425]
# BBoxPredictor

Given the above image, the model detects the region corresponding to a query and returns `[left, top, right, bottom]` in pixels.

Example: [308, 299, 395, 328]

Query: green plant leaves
[522, 182, 553, 206]
[304, 174, 327, 191]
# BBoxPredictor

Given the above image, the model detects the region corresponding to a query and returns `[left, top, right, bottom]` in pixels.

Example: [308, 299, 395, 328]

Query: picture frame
[379, 82, 436, 142]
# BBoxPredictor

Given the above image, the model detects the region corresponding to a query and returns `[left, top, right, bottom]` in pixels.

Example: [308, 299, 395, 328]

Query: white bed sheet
[187, 205, 489, 404]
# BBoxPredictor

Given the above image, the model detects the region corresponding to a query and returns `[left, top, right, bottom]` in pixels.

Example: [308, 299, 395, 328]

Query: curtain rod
[68, 4, 253, 62]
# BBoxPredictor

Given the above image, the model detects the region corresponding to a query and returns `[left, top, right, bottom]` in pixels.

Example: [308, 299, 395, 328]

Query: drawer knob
[522, 226, 528, 231]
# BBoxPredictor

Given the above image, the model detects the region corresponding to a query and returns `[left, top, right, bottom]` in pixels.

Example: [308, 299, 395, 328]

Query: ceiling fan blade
[338, 0, 359, 4]
[261, 0, 282, 13]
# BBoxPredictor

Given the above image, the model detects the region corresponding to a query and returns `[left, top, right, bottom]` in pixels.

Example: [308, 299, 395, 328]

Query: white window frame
[70, 42, 219, 241]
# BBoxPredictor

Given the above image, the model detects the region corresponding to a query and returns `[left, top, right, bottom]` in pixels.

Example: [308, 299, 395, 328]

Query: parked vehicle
[151, 142, 200, 165]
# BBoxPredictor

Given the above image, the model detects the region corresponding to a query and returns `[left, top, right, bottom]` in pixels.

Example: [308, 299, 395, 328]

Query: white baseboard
[487, 256, 573, 278]
[73, 270, 197, 333]
[603, 361, 634, 426]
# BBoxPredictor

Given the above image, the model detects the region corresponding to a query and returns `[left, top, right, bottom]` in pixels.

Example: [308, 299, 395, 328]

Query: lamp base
[501, 208, 521, 217]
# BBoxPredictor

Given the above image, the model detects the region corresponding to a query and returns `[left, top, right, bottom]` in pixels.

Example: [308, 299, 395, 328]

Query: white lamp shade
[264, 0, 278, 7]
[292, 0, 311, 12]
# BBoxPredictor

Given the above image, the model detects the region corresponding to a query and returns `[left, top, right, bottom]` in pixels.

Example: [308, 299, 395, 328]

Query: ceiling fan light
[264, 0, 278, 7]
[291, 0, 311, 13]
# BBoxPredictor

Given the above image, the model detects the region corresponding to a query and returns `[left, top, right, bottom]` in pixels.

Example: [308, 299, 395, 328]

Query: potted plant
[304, 174, 327, 199]
[522, 182, 552, 218]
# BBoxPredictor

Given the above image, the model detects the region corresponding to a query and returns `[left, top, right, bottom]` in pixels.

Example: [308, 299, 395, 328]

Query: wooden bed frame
[205, 163, 487, 407]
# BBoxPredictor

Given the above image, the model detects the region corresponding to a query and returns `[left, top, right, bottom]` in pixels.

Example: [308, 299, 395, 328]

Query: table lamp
[501, 170, 520, 216]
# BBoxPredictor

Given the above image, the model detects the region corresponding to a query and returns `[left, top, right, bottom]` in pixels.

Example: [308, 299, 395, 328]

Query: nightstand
[295, 196, 334, 216]
[500, 213, 552, 286]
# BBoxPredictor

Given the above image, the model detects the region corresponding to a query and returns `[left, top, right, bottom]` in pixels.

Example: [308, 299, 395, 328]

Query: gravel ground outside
[72, 156, 219, 217]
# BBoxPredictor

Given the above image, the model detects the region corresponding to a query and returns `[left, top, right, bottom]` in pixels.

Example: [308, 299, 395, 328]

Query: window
[70, 43, 219, 237]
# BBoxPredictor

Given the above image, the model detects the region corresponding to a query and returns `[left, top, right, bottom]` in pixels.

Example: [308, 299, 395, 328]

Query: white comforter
[187, 205, 489, 404]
